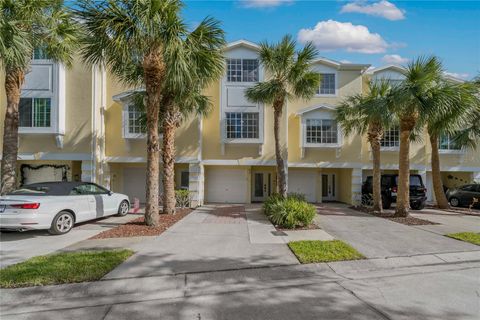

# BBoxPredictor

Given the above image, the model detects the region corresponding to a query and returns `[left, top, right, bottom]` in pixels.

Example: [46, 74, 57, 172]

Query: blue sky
[182, 1, 480, 79]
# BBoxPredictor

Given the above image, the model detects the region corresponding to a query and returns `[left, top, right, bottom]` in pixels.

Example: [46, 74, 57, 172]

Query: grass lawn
[446, 232, 480, 246]
[0, 249, 133, 288]
[288, 240, 365, 264]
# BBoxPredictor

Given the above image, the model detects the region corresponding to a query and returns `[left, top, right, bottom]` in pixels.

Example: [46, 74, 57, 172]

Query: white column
[351, 168, 363, 205]
[189, 162, 204, 207]
[473, 172, 480, 183]
[81, 160, 94, 182]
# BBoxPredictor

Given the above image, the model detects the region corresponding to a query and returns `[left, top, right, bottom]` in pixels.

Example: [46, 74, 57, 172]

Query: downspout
[91, 65, 97, 183]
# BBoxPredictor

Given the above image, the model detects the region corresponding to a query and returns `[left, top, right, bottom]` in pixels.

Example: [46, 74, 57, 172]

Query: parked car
[446, 184, 480, 208]
[0, 182, 129, 235]
[362, 174, 427, 210]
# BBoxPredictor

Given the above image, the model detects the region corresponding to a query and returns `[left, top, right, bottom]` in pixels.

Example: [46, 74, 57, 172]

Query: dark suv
[362, 174, 427, 210]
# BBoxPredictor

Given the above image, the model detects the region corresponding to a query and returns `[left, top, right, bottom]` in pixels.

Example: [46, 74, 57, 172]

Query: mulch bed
[349, 206, 439, 226]
[90, 208, 192, 239]
[275, 224, 320, 231]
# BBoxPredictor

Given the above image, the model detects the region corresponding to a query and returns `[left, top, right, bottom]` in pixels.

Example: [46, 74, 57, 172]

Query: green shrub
[287, 192, 306, 202]
[263, 195, 316, 229]
[175, 189, 191, 208]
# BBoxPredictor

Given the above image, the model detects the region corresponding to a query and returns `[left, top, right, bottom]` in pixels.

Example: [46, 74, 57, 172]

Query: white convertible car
[0, 182, 130, 235]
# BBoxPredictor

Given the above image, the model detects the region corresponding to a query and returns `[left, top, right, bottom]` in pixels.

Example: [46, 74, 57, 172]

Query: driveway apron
[104, 205, 298, 279]
[314, 203, 480, 259]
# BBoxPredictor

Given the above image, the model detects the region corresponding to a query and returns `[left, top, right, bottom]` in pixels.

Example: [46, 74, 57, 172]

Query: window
[33, 47, 49, 60]
[71, 183, 108, 195]
[180, 171, 189, 189]
[381, 127, 399, 148]
[226, 59, 259, 82]
[306, 119, 338, 144]
[226, 112, 259, 139]
[127, 105, 146, 135]
[439, 134, 461, 150]
[318, 73, 336, 95]
[19, 98, 51, 128]
[394, 175, 423, 187]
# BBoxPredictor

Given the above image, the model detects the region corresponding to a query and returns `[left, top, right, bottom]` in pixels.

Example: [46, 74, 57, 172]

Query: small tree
[245, 35, 320, 197]
[336, 81, 397, 212]
[1, 0, 78, 194]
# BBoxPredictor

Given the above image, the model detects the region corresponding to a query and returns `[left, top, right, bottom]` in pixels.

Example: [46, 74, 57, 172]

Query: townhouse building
[1, 40, 479, 206]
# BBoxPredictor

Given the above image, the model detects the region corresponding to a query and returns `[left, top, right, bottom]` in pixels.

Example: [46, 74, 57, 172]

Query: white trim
[295, 104, 336, 116]
[380, 147, 400, 152]
[105, 156, 198, 163]
[225, 39, 260, 51]
[438, 149, 466, 155]
[14, 153, 92, 161]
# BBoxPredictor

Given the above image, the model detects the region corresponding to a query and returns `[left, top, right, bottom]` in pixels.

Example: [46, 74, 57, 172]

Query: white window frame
[221, 47, 264, 145]
[226, 58, 259, 83]
[19, 97, 52, 128]
[310, 64, 338, 97]
[304, 118, 340, 147]
[18, 59, 64, 135]
[438, 134, 465, 154]
[380, 127, 400, 151]
[317, 73, 337, 96]
[122, 103, 146, 139]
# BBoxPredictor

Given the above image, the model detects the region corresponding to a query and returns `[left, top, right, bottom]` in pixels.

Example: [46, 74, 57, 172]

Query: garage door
[123, 168, 147, 203]
[288, 170, 317, 202]
[205, 168, 248, 203]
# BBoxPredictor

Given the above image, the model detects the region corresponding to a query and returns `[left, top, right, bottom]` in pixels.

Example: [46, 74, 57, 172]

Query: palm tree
[245, 35, 320, 197]
[0, 0, 78, 194]
[392, 56, 445, 217]
[336, 81, 397, 212]
[160, 18, 225, 214]
[77, 0, 184, 226]
[425, 81, 479, 208]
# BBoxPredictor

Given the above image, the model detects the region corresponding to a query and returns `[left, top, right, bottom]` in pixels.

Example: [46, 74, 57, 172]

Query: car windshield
[9, 186, 49, 195]
[395, 176, 422, 187]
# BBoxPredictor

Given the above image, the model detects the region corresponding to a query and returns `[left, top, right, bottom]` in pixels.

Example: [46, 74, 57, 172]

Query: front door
[322, 173, 336, 201]
[252, 172, 272, 202]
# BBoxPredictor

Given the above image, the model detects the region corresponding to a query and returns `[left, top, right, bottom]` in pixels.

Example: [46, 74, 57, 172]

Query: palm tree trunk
[430, 134, 449, 208]
[143, 52, 164, 226]
[395, 120, 412, 217]
[1, 69, 25, 195]
[162, 110, 178, 215]
[273, 101, 287, 197]
[368, 124, 383, 212]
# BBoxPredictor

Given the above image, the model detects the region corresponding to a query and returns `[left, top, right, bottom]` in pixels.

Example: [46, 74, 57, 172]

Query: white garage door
[205, 168, 247, 203]
[123, 168, 147, 203]
[288, 170, 317, 202]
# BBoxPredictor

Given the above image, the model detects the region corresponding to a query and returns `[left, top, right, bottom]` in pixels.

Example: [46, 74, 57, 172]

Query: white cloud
[381, 54, 409, 64]
[240, 0, 294, 8]
[341, 1, 405, 21]
[298, 20, 389, 54]
[444, 72, 470, 80]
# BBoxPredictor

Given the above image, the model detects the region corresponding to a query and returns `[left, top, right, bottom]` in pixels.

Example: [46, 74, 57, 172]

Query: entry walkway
[314, 203, 480, 259]
[105, 205, 299, 279]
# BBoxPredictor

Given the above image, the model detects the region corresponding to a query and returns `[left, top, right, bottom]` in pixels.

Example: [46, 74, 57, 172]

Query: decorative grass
[446, 232, 480, 246]
[288, 240, 365, 264]
[0, 249, 133, 288]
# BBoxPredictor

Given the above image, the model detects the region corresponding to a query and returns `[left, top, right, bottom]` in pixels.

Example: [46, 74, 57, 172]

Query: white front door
[321, 173, 337, 201]
[252, 172, 272, 202]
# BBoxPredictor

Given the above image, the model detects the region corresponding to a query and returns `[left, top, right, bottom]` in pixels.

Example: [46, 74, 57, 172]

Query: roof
[224, 39, 260, 52]
[112, 89, 145, 102]
[312, 57, 371, 72]
[368, 65, 407, 75]
[296, 104, 336, 116]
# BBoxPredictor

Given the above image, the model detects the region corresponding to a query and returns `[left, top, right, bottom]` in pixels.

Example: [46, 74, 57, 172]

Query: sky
[181, 0, 480, 80]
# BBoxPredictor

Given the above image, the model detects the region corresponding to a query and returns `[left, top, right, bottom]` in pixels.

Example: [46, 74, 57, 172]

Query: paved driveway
[105, 205, 298, 279]
[0, 213, 140, 268]
[314, 203, 480, 259]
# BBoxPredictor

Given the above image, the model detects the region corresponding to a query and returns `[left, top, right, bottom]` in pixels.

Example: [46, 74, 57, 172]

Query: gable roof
[112, 89, 145, 102]
[296, 104, 336, 116]
[312, 57, 370, 72]
[224, 39, 260, 52]
[370, 65, 465, 83]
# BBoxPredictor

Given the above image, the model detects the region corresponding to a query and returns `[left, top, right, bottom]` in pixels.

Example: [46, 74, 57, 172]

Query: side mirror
[108, 191, 113, 196]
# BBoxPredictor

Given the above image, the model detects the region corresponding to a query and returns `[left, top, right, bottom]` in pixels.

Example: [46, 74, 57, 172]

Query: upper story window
[317, 73, 336, 95]
[381, 127, 399, 148]
[306, 119, 338, 144]
[226, 112, 259, 139]
[33, 47, 49, 60]
[126, 104, 146, 136]
[19, 97, 51, 128]
[439, 134, 461, 150]
[226, 58, 259, 82]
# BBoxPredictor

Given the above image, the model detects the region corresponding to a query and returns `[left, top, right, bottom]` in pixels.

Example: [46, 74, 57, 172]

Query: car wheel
[49, 211, 74, 235]
[449, 197, 460, 207]
[117, 200, 130, 216]
[411, 202, 425, 210]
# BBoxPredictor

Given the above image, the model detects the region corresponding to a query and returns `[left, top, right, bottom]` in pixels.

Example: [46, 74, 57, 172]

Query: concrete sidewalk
[104, 205, 299, 279]
[314, 203, 480, 259]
